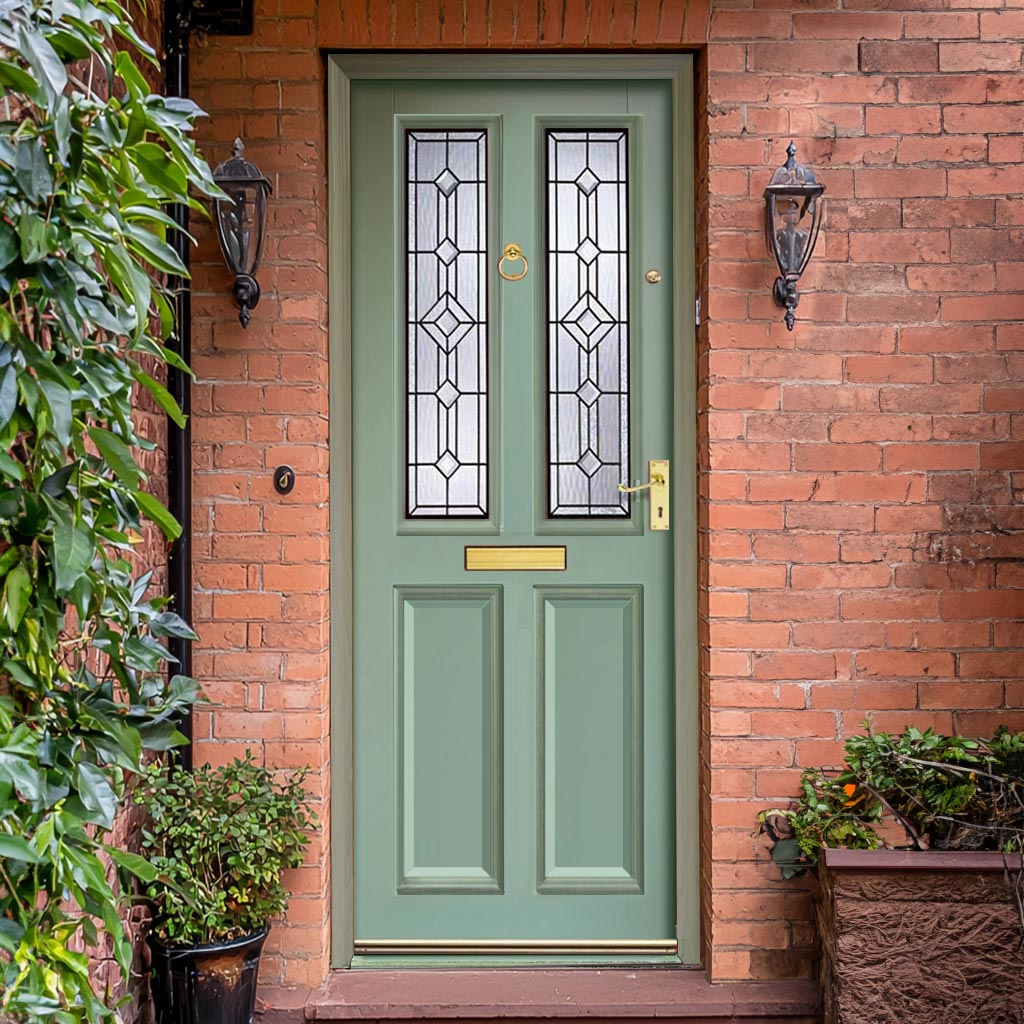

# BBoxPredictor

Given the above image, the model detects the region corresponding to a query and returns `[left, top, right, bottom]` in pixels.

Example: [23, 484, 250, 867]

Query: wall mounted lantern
[764, 142, 825, 331]
[212, 138, 272, 328]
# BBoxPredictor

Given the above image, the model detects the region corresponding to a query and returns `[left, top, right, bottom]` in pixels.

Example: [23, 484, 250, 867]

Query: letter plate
[465, 546, 567, 571]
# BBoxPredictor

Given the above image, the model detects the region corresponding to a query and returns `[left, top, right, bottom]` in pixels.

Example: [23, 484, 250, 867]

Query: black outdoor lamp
[212, 138, 272, 328]
[764, 141, 825, 331]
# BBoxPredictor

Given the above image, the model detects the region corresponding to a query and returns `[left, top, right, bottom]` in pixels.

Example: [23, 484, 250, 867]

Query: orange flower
[843, 783, 864, 808]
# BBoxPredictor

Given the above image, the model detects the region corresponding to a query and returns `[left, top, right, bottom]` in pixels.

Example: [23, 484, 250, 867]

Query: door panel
[352, 77, 676, 950]
[395, 586, 503, 894]
[537, 586, 643, 894]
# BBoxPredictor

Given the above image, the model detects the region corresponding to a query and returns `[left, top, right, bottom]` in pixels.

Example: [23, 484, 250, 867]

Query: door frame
[328, 52, 698, 969]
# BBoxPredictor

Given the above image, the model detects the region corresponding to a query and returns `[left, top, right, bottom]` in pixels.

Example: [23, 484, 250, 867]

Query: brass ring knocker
[498, 242, 528, 281]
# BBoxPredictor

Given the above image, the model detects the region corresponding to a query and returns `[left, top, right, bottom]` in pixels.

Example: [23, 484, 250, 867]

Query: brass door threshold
[354, 939, 678, 956]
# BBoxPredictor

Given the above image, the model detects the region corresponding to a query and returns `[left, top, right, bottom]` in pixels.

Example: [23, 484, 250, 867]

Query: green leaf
[150, 611, 198, 640]
[133, 369, 186, 429]
[40, 464, 75, 498]
[136, 490, 182, 540]
[39, 379, 73, 446]
[75, 763, 119, 829]
[17, 19, 68, 103]
[0, 223, 18, 271]
[37, 731, 54, 767]
[0, 833, 41, 864]
[0, 365, 16, 430]
[124, 634, 172, 671]
[123, 221, 188, 277]
[0, 58, 39, 97]
[133, 142, 188, 196]
[0, 548, 19, 577]
[0, 917, 25, 949]
[18, 209, 47, 263]
[14, 138, 54, 204]
[768, 838, 807, 879]
[136, 719, 189, 752]
[63, 842, 113, 898]
[78, 296, 128, 334]
[0, 450, 24, 481]
[153, 289, 176, 340]
[88, 427, 141, 489]
[102, 242, 152, 336]
[3, 565, 31, 630]
[161, 343, 193, 375]
[107, 847, 158, 884]
[51, 507, 94, 594]
[114, 49, 151, 99]
[2, 660, 35, 690]
[0, 752, 43, 802]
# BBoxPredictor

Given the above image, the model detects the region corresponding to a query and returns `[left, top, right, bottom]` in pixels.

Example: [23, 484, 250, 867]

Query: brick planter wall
[818, 850, 1024, 1024]
[186, 0, 1024, 993]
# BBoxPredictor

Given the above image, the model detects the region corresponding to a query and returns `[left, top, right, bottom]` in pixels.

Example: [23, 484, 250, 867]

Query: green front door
[351, 76, 679, 957]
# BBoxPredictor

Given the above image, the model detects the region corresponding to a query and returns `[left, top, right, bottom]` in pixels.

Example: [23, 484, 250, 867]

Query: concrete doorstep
[257, 971, 821, 1024]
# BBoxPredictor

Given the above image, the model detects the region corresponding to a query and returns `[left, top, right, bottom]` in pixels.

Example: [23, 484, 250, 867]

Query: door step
[256, 971, 820, 1024]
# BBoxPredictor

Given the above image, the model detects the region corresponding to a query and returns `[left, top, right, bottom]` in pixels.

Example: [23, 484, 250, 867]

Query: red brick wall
[701, 0, 1024, 981]
[189, 3, 332, 988]
[187, 0, 1024, 992]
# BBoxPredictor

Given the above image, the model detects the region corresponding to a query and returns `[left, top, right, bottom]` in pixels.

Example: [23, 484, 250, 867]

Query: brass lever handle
[618, 473, 666, 494]
[618, 460, 670, 531]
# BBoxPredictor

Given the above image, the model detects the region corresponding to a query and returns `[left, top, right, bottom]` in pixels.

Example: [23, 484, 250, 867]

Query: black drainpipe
[163, 0, 194, 770]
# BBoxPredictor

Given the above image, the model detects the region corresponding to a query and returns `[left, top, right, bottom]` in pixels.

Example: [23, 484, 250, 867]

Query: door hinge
[695, 297, 701, 327]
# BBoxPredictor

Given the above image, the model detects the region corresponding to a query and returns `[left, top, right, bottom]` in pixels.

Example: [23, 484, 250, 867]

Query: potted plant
[135, 754, 316, 1024]
[759, 724, 1024, 1024]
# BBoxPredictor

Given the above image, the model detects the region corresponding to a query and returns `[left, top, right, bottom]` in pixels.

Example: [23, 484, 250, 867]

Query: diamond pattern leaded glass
[406, 130, 489, 518]
[546, 130, 630, 517]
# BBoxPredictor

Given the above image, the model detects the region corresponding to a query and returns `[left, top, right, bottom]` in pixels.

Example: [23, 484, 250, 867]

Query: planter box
[819, 849, 1024, 1024]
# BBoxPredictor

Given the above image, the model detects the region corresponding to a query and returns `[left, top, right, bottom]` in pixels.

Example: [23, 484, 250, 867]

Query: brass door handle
[618, 473, 665, 493]
[498, 242, 528, 281]
[618, 460, 670, 531]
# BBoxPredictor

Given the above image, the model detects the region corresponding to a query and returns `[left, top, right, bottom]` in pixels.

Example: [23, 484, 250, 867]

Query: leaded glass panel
[545, 130, 630, 518]
[406, 130, 489, 518]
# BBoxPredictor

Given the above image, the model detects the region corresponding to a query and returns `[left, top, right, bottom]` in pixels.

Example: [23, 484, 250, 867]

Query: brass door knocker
[498, 242, 528, 281]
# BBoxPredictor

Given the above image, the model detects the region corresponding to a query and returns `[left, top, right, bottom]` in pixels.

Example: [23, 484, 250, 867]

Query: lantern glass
[766, 190, 822, 282]
[215, 180, 268, 278]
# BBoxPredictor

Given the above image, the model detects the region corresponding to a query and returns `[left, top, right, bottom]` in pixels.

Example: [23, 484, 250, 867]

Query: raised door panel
[536, 586, 643, 893]
[396, 586, 503, 893]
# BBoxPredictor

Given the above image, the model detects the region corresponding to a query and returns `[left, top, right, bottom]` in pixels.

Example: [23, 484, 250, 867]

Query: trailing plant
[0, 1, 215, 1020]
[135, 755, 317, 946]
[759, 725, 1024, 879]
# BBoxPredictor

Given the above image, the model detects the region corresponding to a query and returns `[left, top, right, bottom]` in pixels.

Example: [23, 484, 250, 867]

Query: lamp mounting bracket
[191, 0, 254, 35]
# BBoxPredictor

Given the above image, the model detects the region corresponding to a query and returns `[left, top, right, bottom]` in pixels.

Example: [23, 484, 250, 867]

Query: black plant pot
[149, 926, 268, 1024]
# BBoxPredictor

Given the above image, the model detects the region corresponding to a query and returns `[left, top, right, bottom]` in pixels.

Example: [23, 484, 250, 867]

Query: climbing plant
[0, 1, 214, 1019]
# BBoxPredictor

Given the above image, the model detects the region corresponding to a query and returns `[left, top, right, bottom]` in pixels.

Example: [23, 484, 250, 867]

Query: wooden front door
[350, 75, 682, 958]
